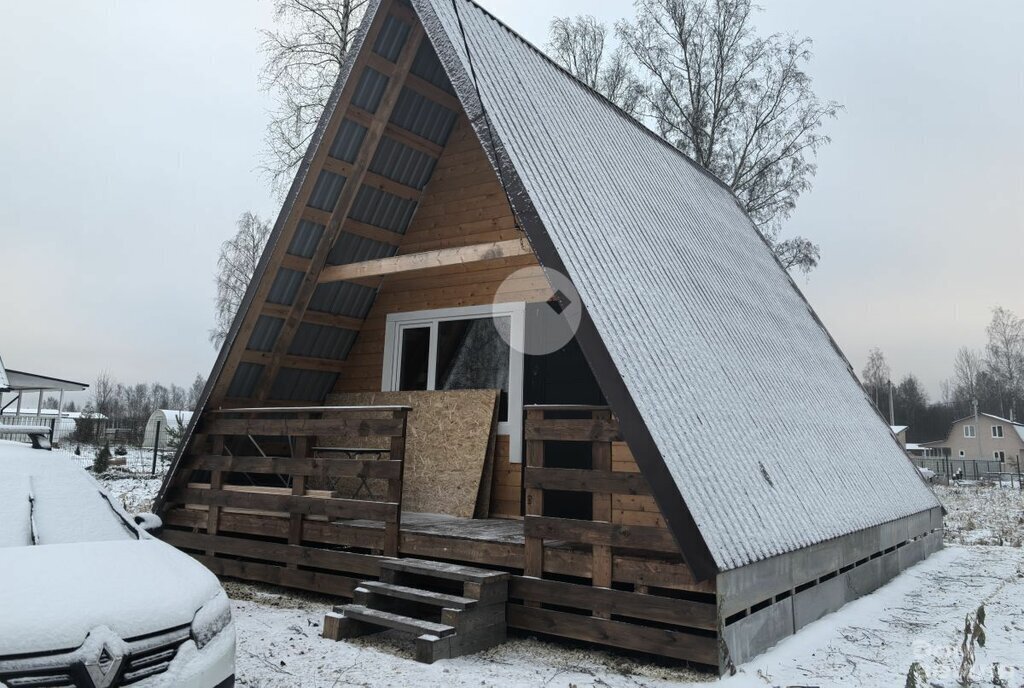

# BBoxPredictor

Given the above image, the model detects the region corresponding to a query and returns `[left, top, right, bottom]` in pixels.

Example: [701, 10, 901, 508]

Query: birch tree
[861, 347, 890, 410]
[211, 212, 273, 348]
[547, 16, 645, 117]
[261, 0, 369, 194]
[549, 0, 839, 273]
[985, 306, 1024, 417]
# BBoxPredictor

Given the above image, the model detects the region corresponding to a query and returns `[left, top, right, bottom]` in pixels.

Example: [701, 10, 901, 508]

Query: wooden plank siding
[330, 117, 550, 517]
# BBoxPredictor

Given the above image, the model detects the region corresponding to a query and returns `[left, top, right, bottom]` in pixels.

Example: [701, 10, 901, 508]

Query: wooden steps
[323, 558, 509, 663]
[356, 580, 478, 610]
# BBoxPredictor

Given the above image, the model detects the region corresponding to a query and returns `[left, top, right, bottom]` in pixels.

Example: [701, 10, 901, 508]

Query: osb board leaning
[325, 390, 499, 518]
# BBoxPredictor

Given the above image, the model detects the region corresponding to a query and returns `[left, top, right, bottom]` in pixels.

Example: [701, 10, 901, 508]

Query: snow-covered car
[0, 440, 234, 688]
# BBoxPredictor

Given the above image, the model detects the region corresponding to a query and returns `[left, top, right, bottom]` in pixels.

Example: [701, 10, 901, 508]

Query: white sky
[0, 0, 1021, 406]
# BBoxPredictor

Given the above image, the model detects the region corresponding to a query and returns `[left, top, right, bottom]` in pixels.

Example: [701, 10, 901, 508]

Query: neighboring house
[890, 425, 908, 448]
[0, 354, 89, 443]
[153, 0, 941, 671]
[920, 413, 1024, 468]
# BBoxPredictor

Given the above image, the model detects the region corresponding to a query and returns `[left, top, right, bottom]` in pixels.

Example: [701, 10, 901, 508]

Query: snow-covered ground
[89, 467, 1024, 688]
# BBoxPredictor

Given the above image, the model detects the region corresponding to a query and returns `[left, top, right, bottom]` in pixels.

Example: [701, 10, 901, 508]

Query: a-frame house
[156, 0, 942, 670]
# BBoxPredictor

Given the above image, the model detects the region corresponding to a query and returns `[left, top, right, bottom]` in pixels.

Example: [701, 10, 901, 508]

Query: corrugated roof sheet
[326, 231, 397, 266]
[348, 184, 417, 234]
[422, 0, 941, 571]
[226, 362, 264, 398]
[351, 67, 389, 113]
[328, 119, 368, 162]
[287, 220, 326, 258]
[247, 316, 285, 352]
[270, 368, 339, 401]
[373, 13, 412, 62]
[410, 39, 456, 94]
[369, 135, 437, 189]
[389, 87, 457, 145]
[266, 268, 304, 306]
[288, 323, 358, 360]
[307, 170, 347, 212]
[308, 280, 379, 319]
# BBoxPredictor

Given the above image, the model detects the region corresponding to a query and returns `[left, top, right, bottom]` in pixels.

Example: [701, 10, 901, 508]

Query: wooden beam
[242, 350, 347, 373]
[319, 238, 532, 284]
[366, 52, 461, 112]
[207, 2, 398, 405]
[321, 157, 423, 201]
[261, 304, 364, 330]
[252, 25, 428, 402]
[348, 107, 445, 158]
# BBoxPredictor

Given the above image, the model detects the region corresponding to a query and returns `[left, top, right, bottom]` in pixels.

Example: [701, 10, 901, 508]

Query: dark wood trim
[524, 467, 651, 496]
[506, 605, 718, 665]
[525, 516, 680, 554]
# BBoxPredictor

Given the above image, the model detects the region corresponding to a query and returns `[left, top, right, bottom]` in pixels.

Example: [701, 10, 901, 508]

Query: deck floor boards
[336, 511, 531, 545]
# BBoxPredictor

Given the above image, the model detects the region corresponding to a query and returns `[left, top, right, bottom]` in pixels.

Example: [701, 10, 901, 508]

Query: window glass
[964, 425, 976, 438]
[398, 326, 430, 391]
[436, 317, 511, 421]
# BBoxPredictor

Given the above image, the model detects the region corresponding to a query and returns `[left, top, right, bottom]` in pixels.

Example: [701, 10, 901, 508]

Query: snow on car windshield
[0, 441, 136, 547]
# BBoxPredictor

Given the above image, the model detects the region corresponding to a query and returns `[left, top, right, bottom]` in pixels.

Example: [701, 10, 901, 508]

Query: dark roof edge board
[414, 0, 719, 579]
[153, 0, 386, 512]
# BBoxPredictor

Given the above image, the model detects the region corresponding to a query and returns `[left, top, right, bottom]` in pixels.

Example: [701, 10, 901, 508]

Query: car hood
[0, 539, 222, 655]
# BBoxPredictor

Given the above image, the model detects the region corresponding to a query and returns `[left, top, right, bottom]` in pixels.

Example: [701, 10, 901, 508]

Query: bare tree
[188, 373, 207, 409]
[260, 0, 369, 194]
[599, 0, 840, 272]
[985, 306, 1024, 417]
[211, 212, 273, 349]
[93, 372, 119, 418]
[952, 347, 983, 403]
[861, 347, 890, 410]
[547, 16, 645, 117]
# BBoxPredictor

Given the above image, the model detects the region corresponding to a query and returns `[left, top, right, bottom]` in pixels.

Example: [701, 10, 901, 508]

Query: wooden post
[384, 408, 408, 558]
[205, 435, 226, 557]
[289, 414, 310, 562]
[151, 421, 161, 476]
[524, 408, 545, 590]
[591, 410, 613, 616]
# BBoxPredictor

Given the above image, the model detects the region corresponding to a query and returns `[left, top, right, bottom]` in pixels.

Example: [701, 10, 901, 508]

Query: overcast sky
[1, 0, 1021, 407]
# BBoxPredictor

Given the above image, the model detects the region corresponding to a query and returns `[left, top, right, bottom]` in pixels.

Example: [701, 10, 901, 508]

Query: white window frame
[382, 302, 526, 463]
[959, 450, 966, 458]
[994, 450, 1005, 461]
[992, 425, 1004, 438]
[964, 425, 976, 438]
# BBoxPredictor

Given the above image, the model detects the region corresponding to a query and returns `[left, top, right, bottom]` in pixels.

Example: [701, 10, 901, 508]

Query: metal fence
[913, 456, 1023, 486]
[46, 417, 177, 476]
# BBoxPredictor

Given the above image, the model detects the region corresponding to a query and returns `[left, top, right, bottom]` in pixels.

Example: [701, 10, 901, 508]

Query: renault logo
[79, 628, 126, 688]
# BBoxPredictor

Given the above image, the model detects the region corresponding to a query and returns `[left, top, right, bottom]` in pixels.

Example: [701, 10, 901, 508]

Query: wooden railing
[164, 405, 409, 557]
[522, 405, 679, 611]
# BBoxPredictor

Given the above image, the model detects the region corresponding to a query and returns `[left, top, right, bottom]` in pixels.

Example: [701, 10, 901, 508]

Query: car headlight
[190, 591, 232, 650]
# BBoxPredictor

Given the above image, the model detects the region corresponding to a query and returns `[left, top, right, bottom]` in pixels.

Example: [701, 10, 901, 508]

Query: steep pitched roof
[159, 0, 940, 577]
[413, 0, 939, 572]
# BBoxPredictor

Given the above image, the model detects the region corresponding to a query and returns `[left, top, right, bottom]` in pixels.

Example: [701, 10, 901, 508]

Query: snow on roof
[890, 425, 908, 434]
[0, 354, 9, 391]
[418, 0, 940, 571]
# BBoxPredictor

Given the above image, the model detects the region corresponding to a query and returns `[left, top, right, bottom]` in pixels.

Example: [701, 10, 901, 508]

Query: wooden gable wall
[332, 117, 553, 518]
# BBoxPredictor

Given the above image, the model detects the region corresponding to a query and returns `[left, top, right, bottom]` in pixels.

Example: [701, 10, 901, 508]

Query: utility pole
[973, 398, 982, 464]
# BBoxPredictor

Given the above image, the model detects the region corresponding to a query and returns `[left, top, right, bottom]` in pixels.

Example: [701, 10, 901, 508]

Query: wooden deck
[339, 511, 529, 545]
